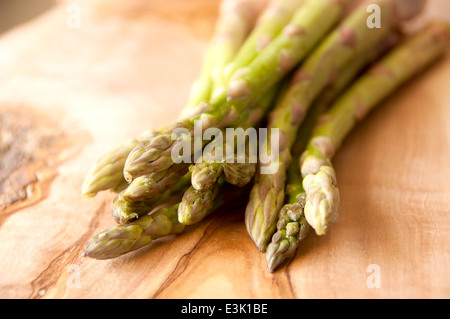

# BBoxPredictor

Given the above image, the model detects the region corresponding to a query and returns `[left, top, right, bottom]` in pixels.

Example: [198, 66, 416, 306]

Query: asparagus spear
[181, 0, 260, 119]
[81, 135, 150, 198]
[123, 0, 352, 183]
[301, 20, 450, 236]
[83, 203, 184, 260]
[120, 162, 190, 202]
[212, 0, 307, 95]
[266, 191, 309, 272]
[178, 181, 222, 225]
[223, 156, 257, 187]
[190, 160, 224, 191]
[82, 147, 135, 197]
[112, 172, 191, 224]
[245, 0, 425, 252]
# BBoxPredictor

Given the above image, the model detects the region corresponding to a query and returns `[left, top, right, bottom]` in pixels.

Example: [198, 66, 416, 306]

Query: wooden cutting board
[0, 0, 449, 299]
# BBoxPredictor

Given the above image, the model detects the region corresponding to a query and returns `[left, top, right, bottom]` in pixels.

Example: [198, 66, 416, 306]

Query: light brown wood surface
[0, 0, 449, 299]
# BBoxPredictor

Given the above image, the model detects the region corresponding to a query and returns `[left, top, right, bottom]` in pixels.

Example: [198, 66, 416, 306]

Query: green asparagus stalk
[190, 160, 224, 191]
[212, 0, 306, 95]
[112, 172, 191, 224]
[112, 192, 164, 225]
[123, 0, 352, 183]
[83, 203, 184, 260]
[81, 136, 146, 198]
[181, 0, 260, 119]
[120, 162, 190, 202]
[265, 191, 309, 272]
[178, 180, 222, 225]
[222, 156, 257, 187]
[245, 0, 425, 252]
[301, 20, 450, 236]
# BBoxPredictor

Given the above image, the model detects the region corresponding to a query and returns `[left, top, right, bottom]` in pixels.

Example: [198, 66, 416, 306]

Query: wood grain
[0, 0, 449, 299]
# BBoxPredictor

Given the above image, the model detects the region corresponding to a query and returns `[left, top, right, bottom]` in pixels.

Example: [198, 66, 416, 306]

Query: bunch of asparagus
[81, 0, 449, 272]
